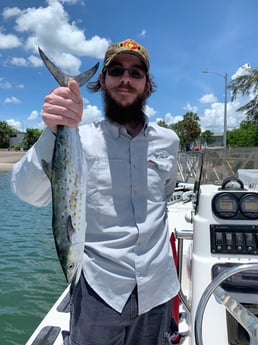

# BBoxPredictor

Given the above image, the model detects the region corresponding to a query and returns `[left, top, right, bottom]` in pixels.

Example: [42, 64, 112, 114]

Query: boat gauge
[212, 193, 239, 219]
[239, 193, 258, 219]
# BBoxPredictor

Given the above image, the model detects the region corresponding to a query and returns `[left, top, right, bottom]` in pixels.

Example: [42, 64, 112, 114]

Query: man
[11, 39, 180, 345]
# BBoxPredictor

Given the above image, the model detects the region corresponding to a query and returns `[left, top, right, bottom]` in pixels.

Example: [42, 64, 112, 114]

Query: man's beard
[102, 88, 147, 126]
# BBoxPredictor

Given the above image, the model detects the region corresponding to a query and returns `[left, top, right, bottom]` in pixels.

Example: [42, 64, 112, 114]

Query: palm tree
[182, 112, 201, 150]
[22, 128, 42, 149]
[230, 67, 258, 122]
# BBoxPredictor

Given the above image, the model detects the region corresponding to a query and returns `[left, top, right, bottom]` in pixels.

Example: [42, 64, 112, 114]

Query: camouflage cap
[103, 39, 150, 73]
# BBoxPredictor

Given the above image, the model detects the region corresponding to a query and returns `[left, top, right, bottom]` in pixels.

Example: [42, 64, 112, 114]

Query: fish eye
[67, 262, 75, 271]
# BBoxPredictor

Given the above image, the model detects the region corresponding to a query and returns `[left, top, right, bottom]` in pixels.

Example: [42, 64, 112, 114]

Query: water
[0, 170, 66, 345]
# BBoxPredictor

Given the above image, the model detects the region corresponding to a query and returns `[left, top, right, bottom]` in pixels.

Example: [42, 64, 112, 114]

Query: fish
[39, 47, 99, 284]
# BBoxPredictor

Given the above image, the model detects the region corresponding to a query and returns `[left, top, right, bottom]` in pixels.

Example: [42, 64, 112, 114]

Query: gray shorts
[63, 274, 176, 345]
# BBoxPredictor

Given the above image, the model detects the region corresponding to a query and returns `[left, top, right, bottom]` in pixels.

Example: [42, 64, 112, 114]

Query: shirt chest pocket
[147, 152, 175, 202]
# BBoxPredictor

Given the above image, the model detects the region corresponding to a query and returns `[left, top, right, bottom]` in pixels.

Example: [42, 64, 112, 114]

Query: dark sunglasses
[107, 66, 146, 79]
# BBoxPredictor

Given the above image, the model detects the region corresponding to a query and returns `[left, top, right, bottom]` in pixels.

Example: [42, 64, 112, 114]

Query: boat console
[192, 182, 258, 345]
[174, 149, 258, 345]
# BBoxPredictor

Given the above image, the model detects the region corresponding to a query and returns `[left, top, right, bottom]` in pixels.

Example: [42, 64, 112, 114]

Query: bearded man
[11, 39, 179, 345]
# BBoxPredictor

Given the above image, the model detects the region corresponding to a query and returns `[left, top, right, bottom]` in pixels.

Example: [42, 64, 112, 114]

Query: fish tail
[38, 47, 99, 87]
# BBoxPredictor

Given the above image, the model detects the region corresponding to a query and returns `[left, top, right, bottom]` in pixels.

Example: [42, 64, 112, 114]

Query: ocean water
[0, 170, 66, 345]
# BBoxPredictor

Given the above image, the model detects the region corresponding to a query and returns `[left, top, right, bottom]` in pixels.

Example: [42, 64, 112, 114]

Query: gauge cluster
[212, 192, 258, 220]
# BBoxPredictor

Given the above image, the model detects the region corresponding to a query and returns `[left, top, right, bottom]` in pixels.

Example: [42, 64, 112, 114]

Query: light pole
[202, 70, 228, 148]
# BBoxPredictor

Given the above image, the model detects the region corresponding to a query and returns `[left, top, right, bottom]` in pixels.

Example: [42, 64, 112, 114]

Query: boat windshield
[197, 147, 258, 186]
[180, 147, 258, 214]
[178, 146, 258, 189]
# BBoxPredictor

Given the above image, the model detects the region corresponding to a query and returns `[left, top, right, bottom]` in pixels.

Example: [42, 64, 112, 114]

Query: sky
[0, 0, 258, 133]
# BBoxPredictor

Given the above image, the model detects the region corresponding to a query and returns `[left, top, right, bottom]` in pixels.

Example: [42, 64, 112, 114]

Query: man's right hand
[42, 80, 83, 133]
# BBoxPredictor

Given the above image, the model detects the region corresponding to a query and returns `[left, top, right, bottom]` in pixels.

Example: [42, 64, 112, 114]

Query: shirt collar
[105, 115, 150, 139]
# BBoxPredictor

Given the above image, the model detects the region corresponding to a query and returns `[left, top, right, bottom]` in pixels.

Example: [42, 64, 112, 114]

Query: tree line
[158, 111, 258, 151]
[0, 121, 42, 150]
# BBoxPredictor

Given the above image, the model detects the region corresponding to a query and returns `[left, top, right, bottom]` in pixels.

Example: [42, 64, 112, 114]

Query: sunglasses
[107, 66, 146, 79]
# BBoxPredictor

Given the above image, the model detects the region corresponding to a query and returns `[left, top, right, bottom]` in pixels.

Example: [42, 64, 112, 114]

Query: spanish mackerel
[39, 48, 98, 284]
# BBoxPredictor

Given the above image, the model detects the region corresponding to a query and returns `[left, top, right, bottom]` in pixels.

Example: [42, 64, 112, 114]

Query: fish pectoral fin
[38, 47, 99, 87]
[42, 159, 52, 180]
[66, 215, 76, 244]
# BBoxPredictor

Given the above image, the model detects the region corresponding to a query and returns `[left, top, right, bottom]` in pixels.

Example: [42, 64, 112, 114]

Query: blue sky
[0, 0, 257, 133]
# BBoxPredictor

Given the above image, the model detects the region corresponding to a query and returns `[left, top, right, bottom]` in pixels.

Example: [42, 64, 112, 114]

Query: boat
[25, 285, 70, 345]
[26, 148, 258, 345]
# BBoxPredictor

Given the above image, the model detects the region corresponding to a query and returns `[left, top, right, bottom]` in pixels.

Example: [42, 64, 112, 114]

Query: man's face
[100, 54, 151, 108]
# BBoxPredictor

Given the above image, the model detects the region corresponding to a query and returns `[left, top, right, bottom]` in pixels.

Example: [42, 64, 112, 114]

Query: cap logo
[121, 40, 140, 51]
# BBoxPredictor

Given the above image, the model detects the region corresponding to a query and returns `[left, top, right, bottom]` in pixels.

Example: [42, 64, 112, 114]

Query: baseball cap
[103, 39, 150, 73]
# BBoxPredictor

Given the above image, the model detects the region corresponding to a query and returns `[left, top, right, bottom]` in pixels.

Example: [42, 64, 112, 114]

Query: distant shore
[0, 149, 26, 171]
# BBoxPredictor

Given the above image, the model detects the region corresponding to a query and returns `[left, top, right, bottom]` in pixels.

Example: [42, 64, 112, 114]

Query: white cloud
[231, 63, 251, 80]
[0, 32, 21, 49]
[144, 104, 156, 117]
[81, 104, 102, 124]
[15, 83, 24, 88]
[2, 1, 109, 73]
[183, 103, 198, 113]
[53, 52, 82, 74]
[10, 57, 28, 66]
[28, 55, 42, 67]
[0, 79, 24, 89]
[37, 121, 47, 130]
[7, 1, 109, 56]
[163, 113, 183, 125]
[59, 0, 84, 4]
[0, 78, 12, 89]
[2, 6, 22, 19]
[6, 119, 22, 130]
[200, 100, 245, 132]
[82, 97, 90, 105]
[28, 110, 38, 120]
[199, 93, 218, 104]
[9, 54, 42, 68]
[4, 96, 21, 104]
[139, 30, 147, 38]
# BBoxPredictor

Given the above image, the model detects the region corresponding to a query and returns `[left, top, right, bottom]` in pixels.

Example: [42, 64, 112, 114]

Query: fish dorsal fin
[38, 47, 99, 87]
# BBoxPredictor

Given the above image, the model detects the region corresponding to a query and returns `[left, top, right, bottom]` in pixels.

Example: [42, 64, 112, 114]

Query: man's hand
[42, 80, 83, 133]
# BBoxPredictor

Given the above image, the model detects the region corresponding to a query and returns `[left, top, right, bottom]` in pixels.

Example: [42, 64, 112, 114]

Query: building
[209, 133, 224, 147]
[9, 132, 26, 148]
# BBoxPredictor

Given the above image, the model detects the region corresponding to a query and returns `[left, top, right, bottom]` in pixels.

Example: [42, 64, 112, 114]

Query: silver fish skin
[39, 48, 98, 284]
[44, 126, 87, 284]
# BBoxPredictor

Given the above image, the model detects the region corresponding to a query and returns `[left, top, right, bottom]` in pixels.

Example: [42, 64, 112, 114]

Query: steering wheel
[194, 262, 258, 345]
[220, 176, 245, 190]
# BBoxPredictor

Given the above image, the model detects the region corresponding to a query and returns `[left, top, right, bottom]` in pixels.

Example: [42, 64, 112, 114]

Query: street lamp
[202, 70, 228, 148]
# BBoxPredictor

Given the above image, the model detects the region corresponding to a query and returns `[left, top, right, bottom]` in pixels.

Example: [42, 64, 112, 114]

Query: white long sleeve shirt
[11, 119, 180, 314]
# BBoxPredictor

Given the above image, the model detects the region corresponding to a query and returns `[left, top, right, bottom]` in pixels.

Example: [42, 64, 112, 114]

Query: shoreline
[0, 150, 26, 171]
